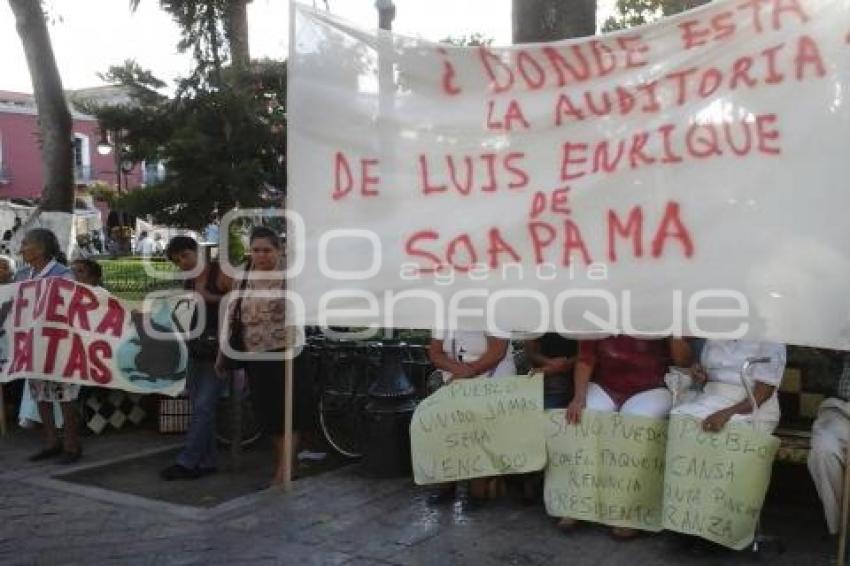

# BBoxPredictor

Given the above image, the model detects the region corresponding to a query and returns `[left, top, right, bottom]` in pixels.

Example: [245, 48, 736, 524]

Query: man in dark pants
[160, 237, 231, 480]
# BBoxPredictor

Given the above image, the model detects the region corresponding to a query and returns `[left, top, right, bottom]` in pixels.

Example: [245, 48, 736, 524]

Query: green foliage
[91, 2, 285, 230]
[97, 60, 168, 106]
[87, 182, 118, 206]
[108, 64, 286, 229]
[228, 220, 245, 264]
[602, 0, 710, 31]
[100, 258, 180, 299]
[602, 0, 665, 31]
[440, 34, 494, 47]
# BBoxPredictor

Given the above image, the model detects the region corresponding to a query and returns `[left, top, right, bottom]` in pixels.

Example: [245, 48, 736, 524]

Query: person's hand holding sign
[690, 363, 708, 385]
[702, 408, 733, 432]
[566, 396, 586, 424]
[543, 357, 573, 375]
[566, 347, 594, 425]
[448, 362, 477, 381]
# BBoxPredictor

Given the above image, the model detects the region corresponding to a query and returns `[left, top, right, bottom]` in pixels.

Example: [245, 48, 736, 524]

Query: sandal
[28, 443, 63, 462]
[556, 517, 579, 532]
[487, 477, 507, 499]
[58, 448, 83, 465]
[611, 527, 640, 540]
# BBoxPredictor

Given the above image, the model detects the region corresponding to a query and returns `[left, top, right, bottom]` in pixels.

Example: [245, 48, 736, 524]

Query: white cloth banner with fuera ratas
[289, 0, 850, 348]
[0, 278, 186, 396]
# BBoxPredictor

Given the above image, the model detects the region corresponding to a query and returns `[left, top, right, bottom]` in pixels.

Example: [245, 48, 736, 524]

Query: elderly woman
[216, 226, 301, 486]
[16, 229, 82, 464]
[562, 335, 691, 537]
[671, 340, 786, 434]
[0, 255, 15, 284]
[427, 330, 516, 504]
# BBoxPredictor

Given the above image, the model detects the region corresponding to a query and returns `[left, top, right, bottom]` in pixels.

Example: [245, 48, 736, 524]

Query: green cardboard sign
[410, 374, 546, 485]
[544, 410, 668, 531]
[662, 415, 780, 550]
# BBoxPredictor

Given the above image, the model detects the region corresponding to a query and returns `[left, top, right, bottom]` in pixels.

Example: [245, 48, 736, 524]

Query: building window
[0, 131, 6, 183]
[73, 133, 91, 183]
[142, 160, 165, 186]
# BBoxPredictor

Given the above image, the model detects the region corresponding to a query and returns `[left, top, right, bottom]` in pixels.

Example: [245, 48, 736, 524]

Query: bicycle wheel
[215, 389, 263, 447]
[319, 357, 370, 458]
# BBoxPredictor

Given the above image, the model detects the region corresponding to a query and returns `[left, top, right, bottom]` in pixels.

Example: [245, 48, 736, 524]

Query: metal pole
[376, 0, 395, 31]
[282, 335, 294, 492]
[281, 0, 297, 493]
[378, 0, 395, 345]
[114, 130, 127, 254]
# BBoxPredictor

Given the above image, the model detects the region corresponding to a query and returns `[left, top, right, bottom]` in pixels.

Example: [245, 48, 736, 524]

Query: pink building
[0, 88, 160, 203]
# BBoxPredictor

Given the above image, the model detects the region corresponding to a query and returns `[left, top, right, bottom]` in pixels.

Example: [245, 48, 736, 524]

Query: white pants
[671, 382, 780, 434]
[17, 380, 64, 428]
[808, 403, 849, 535]
[586, 382, 673, 418]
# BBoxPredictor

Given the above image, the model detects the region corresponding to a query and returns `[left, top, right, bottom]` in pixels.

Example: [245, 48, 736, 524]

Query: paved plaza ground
[0, 428, 840, 565]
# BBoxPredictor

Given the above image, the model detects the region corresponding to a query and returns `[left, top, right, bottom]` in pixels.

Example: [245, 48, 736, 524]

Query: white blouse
[701, 340, 786, 387]
[433, 330, 516, 378]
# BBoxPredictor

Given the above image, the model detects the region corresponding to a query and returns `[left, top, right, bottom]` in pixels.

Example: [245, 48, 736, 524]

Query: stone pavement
[0, 429, 839, 566]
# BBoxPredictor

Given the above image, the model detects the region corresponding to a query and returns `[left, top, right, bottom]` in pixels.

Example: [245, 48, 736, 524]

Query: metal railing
[73, 164, 94, 184]
[143, 171, 166, 186]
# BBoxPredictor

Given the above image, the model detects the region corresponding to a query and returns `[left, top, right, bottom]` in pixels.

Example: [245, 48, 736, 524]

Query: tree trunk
[513, 0, 596, 44]
[9, 0, 73, 213]
[224, 0, 251, 72]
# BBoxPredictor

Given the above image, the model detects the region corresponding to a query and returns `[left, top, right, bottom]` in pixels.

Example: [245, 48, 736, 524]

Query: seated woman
[561, 335, 691, 537]
[427, 330, 515, 504]
[671, 340, 786, 434]
[567, 336, 691, 423]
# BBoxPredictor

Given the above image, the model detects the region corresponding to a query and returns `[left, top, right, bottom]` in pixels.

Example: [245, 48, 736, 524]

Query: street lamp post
[97, 129, 133, 254]
[375, 0, 395, 31]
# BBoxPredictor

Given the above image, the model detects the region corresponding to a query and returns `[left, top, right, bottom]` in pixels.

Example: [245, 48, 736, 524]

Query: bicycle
[316, 338, 433, 459]
[215, 369, 263, 448]
[315, 339, 375, 458]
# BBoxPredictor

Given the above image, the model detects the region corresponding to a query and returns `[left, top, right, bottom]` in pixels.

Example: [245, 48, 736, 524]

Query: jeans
[176, 359, 221, 470]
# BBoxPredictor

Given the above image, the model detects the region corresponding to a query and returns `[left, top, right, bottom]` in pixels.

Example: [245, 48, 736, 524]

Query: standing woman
[17, 229, 82, 463]
[216, 226, 298, 486]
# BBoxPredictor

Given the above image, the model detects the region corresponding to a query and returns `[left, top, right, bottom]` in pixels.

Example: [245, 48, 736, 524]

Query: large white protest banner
[0, 279, 186, 396]
[289, 0, 850, 348]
